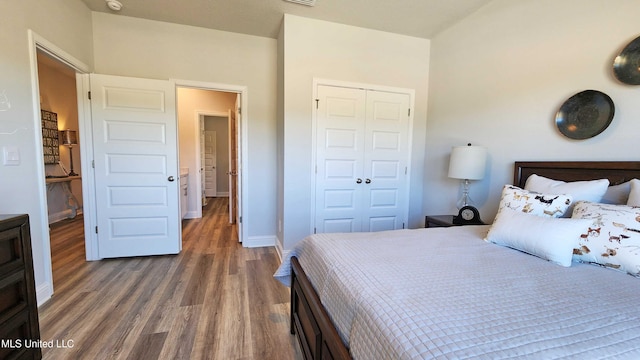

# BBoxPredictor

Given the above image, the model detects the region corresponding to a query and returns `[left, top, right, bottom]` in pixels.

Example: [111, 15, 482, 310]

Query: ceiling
[79, 0, 494, 39]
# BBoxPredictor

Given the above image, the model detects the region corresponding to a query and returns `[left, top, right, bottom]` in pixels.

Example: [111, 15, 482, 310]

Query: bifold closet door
[315, 85, 367, 233]
[361, 90, 410, 231]
[314, 85, 410, 233]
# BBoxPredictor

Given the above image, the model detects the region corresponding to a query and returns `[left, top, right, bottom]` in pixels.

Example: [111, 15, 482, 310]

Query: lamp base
[456, 178, 475, 209]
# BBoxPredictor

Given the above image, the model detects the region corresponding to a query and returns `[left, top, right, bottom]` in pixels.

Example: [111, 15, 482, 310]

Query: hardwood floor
[39, 198, 302, 360]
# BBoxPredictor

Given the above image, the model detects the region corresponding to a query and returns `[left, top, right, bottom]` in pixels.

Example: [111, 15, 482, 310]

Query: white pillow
[628, 179, 640, 206]
[572, 201, 640, 276]
[496, 185, 572, 218]
[601, 181, 632, 205]
[485, 207, 591, 267]
[524, 174, 609, 216]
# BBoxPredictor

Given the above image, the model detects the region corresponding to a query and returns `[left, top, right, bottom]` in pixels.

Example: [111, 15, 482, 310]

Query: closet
[314, 84, 411, 233]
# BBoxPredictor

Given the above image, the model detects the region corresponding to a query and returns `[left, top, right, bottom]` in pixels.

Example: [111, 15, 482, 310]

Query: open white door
[91, 74, 181, 258]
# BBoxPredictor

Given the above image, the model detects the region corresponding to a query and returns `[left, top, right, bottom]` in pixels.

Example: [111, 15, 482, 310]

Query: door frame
[177, 79, 248, 244]
[28, 31, 91, 302]
[310, 78, 415, 235]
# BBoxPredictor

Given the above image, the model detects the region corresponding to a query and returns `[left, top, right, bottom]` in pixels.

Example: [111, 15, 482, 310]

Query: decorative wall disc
[614, 35, 640, 85]
[555, 90, 614, 140]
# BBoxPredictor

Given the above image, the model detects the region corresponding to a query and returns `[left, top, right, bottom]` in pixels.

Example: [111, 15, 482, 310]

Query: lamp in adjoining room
[448, 143, 487, 209]
[59, 129, 78, 176]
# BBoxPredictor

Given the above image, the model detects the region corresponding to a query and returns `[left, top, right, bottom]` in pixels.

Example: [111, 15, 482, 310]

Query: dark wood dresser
[0, 214, 42, 360]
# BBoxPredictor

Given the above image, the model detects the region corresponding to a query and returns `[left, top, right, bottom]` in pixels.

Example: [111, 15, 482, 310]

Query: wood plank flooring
[39, 198, 302, 360]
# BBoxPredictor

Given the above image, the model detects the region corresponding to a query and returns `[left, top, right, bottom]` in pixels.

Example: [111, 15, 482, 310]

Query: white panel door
[315, 85, 410, 233]
[91, 73, 181, 258]
[362, 90, 410, 231]
[204, 130, 217, 197]
[315, 85, 366, 233]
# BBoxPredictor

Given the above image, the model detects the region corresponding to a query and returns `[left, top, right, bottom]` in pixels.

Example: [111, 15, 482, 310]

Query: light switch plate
[3, 146, 20, 166]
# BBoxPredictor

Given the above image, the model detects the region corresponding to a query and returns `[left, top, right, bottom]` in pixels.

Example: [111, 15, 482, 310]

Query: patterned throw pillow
[496, 185, 572, 218]
[524, 174, 609, 216]
[571, 201, 640, 276]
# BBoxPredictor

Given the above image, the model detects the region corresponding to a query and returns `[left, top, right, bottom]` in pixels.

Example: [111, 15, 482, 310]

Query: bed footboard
[290, 256, 351, 360]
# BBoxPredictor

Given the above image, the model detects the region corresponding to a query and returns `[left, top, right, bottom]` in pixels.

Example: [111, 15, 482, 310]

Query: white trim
[47, 209, 83, 225]
[215, 192, 230, 197]
[27, 30, 91, 306]
[275, 236, 289, 263]
[244, 235, 276, 248]
[76, 74, 99, 261]
[175, 79, 249, 244]
[310, 78, 415, 234]
[36, 282, 53, 307]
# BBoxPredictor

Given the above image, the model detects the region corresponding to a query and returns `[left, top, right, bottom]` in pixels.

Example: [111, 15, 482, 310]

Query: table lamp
[60, 129, 78, 176]
[448, 143, 487, 209]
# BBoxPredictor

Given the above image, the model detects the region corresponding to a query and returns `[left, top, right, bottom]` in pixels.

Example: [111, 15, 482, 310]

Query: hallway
[40, 197, 300, 359]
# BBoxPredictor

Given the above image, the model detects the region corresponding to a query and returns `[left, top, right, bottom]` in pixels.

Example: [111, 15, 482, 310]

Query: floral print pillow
[571, 201, 640, 277]
[497, 185, 572, 218]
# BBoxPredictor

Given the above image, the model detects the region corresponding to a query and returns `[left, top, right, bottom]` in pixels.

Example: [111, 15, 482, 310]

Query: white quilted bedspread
[274, 226, 640, 360]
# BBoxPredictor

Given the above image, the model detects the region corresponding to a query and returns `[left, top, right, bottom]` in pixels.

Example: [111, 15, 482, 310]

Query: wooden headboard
[514, 161, 640, 188]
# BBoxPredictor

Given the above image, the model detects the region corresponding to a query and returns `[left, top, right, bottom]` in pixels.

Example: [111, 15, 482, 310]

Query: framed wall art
[41, 109, 60, 164]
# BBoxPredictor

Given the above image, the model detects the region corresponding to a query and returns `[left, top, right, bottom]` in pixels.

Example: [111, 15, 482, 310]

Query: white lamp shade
[59, 129, 78, 146]
[448, 145, 487, 180]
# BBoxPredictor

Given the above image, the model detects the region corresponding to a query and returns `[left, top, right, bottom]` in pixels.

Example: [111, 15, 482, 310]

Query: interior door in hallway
[91, 73, 181, 258]
[314, 85, 411, 233]
[204, 130, 217, 197]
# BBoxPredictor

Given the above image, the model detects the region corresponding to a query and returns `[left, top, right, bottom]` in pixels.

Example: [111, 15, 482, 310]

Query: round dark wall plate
[555, 90, 614, 140]
[614, 35, 640, 85]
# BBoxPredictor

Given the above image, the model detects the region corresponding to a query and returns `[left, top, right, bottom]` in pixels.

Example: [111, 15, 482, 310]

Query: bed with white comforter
[275, 225, 640, 359]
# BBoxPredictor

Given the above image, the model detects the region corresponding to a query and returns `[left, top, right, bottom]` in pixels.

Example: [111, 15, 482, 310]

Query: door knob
[168, 176, 175, 182]
[356, 178, 363, 184]
[365, 178, 371, 184]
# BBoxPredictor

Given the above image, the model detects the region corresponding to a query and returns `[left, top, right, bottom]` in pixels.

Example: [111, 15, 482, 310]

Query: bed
[274, 161, 640, 360]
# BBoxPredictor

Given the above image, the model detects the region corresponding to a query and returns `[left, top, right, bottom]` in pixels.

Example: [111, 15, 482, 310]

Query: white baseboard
[36, 281, 53, 307]
[275, 236, 289, 263]
[48, 209, 83, 224]
[184, 211, 200, 219]
[244, 235, 276, 248]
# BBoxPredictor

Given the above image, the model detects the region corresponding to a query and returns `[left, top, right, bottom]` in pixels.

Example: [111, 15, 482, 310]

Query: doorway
[37, 48, 86, 288]
[177, 87, 242, 233]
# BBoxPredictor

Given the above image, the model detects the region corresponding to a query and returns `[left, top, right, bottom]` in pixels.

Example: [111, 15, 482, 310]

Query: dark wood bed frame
[290, 161, 640, 360]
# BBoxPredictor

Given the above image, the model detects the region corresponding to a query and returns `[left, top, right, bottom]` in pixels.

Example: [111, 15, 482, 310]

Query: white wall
[425, 0, 640, 223]
[0, 0, 93, 305]
[93, 13, 278, 239]
[280, 15, 431, 250]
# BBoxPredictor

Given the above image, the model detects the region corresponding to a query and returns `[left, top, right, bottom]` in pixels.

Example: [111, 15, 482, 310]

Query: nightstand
[425, 215, 460, 228]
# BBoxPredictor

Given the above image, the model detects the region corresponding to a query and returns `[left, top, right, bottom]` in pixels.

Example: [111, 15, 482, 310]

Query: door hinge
[88, 91, 91, 100]
[92, 160, 95, 168]
[405, 166, 408, 175]
[315, 99, 319, 109]
[95, 226, 98, 234]
[408, 108, 410, 116]
[314, 227, 317, 234]
[238, 107, 241, 115]
[239, 216, 242, 223]
[402, 223, 405, 229]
